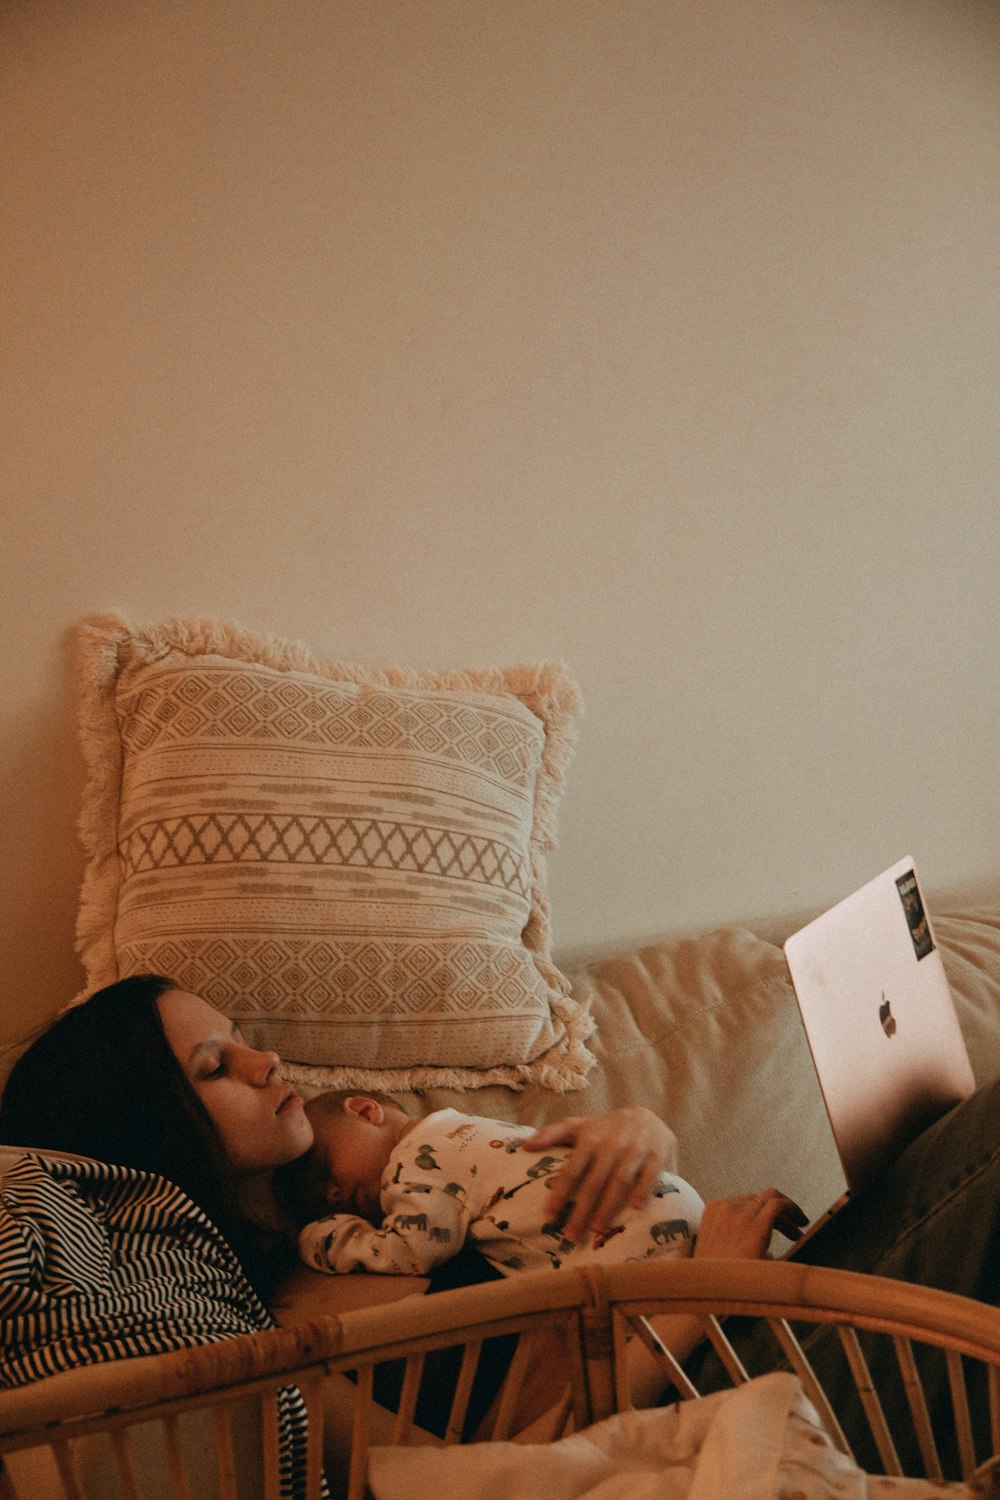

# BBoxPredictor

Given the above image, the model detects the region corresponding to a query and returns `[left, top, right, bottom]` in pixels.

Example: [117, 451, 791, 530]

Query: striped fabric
[0, 1153, 325, 1499]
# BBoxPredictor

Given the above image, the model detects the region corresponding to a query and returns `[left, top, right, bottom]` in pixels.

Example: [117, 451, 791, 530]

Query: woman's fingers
[521, 1114, 587, 1154]
[629, 1149, 664, 1210]
[541, 1130, 627, 1242]
[774, 1199, 809, 1241]
[524, 1111, 807, 1259]
[562, 1142, 638, 1242]
[749, 1188, 808, 1240]
[522, 1109, 674, 1242]
[693, 1191, 807, 1260]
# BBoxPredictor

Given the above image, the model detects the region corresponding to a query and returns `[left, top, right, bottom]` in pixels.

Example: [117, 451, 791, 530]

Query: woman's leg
[692, 1077, 1000, 1475]
[795, 1076, 1000, 1474]
[794, 1074, 1000, 1298]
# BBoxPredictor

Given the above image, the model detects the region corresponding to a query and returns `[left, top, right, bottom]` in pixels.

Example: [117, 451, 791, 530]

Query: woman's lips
[275, 1088, 303, 1116]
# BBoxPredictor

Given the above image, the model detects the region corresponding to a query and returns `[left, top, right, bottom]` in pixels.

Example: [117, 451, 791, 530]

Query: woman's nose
[243, 1047, 280, 1085]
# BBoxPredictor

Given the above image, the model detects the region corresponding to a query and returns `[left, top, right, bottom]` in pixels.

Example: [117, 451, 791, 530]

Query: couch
[272, 878, 1000, 1321]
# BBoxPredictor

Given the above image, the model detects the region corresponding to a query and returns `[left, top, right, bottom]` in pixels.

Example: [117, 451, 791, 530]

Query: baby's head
[277, 1090, 413, 1224]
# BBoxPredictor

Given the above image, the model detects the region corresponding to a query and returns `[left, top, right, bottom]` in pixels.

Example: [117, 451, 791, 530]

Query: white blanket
[368, 1372, 973, 1499]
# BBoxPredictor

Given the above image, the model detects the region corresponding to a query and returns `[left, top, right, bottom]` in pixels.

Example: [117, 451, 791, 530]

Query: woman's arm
[298, 1180, 469, 1278]
[521, 1107, 677, 1243]
[632, 1188, 808, 1403]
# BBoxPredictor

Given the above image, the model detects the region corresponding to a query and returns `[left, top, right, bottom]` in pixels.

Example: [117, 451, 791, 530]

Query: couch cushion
[375, 926, 845, 1223]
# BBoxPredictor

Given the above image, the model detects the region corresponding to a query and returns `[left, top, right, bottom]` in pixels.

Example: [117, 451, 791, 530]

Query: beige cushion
[73, 614, 594, 1092]
[348, 902, 1000, 1227]
[381, 926, 845, 1222]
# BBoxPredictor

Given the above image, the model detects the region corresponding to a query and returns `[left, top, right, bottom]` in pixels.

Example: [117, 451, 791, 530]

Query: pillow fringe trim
[279, 986, 595, 1095]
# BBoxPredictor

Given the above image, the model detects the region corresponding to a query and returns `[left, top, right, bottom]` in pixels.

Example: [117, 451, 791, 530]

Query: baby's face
[304, 1102, 391, 1221]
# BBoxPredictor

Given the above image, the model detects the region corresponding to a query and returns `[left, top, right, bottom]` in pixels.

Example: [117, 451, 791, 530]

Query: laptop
[780, 856, 975, 1255]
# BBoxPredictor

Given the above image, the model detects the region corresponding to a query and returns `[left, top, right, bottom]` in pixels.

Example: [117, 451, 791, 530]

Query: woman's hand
[521, 1107, 675, 1243]
[693, 1189, 807, 1260]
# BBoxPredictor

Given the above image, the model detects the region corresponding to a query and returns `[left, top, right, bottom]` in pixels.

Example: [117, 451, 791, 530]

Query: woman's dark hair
[0, 976, 290, 1296]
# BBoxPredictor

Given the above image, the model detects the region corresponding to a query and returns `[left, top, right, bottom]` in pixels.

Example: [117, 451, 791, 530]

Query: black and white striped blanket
[0, 1152, 326, 1499]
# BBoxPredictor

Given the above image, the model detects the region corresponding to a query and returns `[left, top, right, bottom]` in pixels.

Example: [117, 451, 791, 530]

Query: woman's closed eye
[197, 1046, 232, 1080]
[197, 1024, 248, 1078]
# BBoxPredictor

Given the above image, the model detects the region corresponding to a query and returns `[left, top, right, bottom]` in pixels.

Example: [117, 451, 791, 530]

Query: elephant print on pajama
[299, 1110, 705, 1279]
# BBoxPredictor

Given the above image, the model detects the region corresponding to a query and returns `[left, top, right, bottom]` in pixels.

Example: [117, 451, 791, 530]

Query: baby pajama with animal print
[298, 1108, 704, 1278]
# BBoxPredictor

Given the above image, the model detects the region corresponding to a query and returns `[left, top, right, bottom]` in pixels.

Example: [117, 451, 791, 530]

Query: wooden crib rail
[2, 1260, 999, 1500]
[591, 1259, 1000, 1484]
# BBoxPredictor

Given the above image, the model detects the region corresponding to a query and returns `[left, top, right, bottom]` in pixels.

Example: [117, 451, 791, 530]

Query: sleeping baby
[277, 1090, 705, 1280]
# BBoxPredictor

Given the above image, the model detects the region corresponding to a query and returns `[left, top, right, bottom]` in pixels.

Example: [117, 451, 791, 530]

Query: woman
[0, 975, 803, 1491]
[0, 977, 801, 1297]
[11, 977, 991, 1474]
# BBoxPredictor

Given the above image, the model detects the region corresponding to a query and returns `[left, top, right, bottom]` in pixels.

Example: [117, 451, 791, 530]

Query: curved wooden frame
[2, 1260, 1000, 1499]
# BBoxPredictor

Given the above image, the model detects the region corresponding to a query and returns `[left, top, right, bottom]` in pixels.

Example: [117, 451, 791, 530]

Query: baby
[279, 1091, 705, 1280]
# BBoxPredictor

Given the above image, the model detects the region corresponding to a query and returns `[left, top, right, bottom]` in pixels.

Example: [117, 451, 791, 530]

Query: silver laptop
[781, 857, 975, 1253]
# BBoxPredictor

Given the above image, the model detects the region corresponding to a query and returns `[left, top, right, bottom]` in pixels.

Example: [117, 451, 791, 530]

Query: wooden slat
[545, 1388, 576, 1440]
[612, 1309, 632, 1412]
[891, 1336, 942, 1481]
[391, 1353, 426, 1444]
[836, 1326, 901, 1476]
[946, 1350, 976, 1478]
[259, 1392, 282, 1500]
[161, 1414, 193, 1500]
[581, 1302, 616, 1425]
[212, 1404, 239, 1500]
[109, 1429, 142, 1500]
[562, 1315, 595, 1431]
[488, 1333, 535, 1441]
[444, 1338, 484, 1444]
[50, 1442, 84, 1500]
[630, 1315, 702, 1401]
[300, 1375, 326, 1500]
[703, 1315, 750, 1386]
[0, 1456, 20, 1500]
[347, 1365, 374, 1500]
[989, 1363, 1000, 1459]
[766, 1318, 851, 1457]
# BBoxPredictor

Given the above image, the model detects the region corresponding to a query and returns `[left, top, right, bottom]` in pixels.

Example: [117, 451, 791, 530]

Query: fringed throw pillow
[73, 614, 593, 1092]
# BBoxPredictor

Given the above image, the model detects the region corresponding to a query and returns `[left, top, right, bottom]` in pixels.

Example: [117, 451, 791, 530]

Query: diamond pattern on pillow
[73, 614, 593, 1092]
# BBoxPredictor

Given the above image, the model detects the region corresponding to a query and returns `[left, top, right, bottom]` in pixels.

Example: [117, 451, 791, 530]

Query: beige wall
[2, 0, 998, 1053]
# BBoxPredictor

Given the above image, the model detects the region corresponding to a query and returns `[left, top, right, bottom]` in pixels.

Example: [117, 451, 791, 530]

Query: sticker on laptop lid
[896, 870, 935, 960]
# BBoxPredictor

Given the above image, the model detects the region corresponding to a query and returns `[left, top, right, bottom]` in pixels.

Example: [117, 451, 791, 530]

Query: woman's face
[157, 989, 313, 1174]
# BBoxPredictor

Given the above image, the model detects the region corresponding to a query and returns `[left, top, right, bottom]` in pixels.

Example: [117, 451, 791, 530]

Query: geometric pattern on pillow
[73, 614, 594, 1092]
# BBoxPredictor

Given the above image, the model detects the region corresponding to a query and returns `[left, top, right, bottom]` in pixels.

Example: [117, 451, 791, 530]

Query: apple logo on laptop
[879, 993, 897, 1038]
